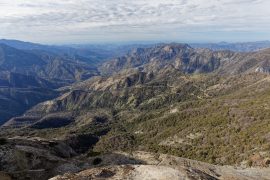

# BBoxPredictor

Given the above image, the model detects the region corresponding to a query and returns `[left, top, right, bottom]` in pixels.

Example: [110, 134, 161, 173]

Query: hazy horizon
[1, 38, 270, 47]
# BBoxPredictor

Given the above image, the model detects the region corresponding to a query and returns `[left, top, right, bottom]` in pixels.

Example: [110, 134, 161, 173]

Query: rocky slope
[0, 136, 269, 180]
[50, 151, 270, 180]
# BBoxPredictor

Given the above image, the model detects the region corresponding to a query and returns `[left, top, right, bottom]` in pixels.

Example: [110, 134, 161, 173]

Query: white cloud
[0, 0, 270, 43]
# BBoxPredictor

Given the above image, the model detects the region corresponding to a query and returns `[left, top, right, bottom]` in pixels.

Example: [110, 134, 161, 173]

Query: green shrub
[87, 151, 101, 157]
[92, 158, 102, 165]
[247, 160, 253, 167]
[0, 137, 7, 145]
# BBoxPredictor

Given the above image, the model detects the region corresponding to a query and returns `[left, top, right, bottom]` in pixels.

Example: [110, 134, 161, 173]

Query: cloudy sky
[0, 0, 270, 44]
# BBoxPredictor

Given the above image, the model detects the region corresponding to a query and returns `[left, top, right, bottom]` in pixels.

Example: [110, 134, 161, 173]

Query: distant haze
[0, 0, 270, 44]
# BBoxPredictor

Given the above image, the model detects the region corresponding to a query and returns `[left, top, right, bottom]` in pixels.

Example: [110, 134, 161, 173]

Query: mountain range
[0, 43, 99, 124]
[191, 41, 270, 52]
[0, 40, 148, 124]
[1, 39, 270, 179]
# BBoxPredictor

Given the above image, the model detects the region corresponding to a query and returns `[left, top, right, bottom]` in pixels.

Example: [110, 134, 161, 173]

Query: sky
[0, 0, 270, 44]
